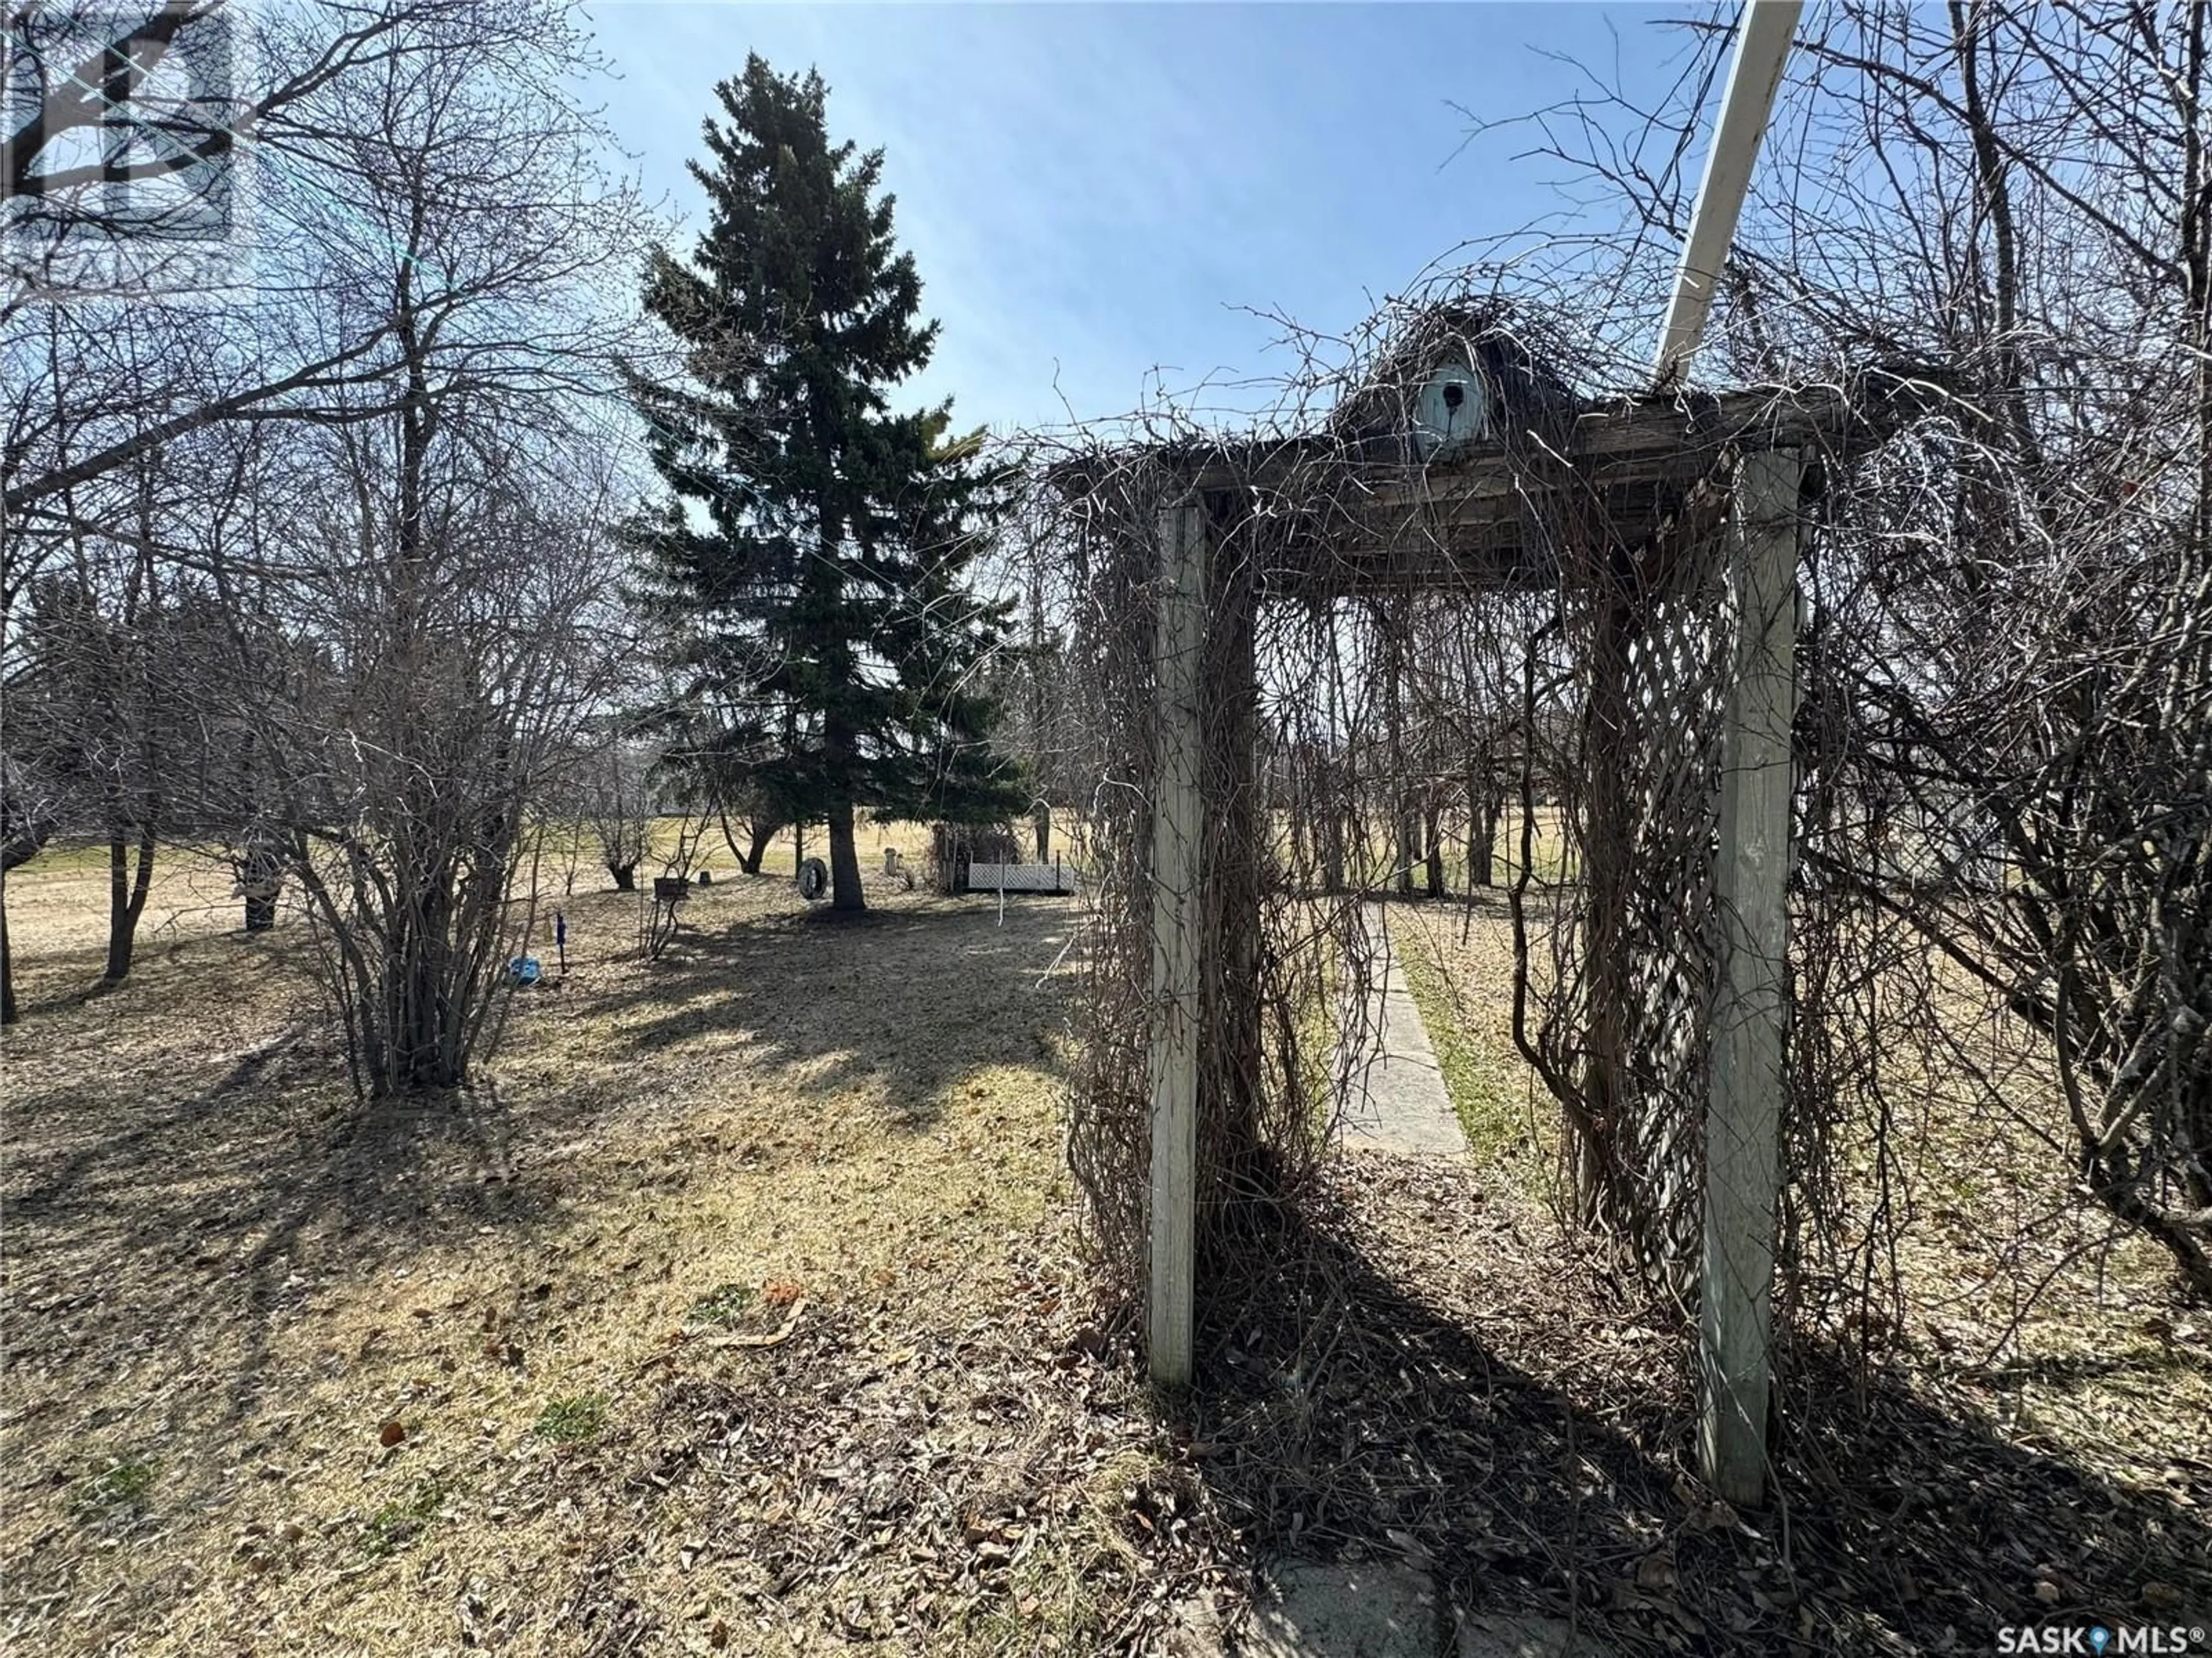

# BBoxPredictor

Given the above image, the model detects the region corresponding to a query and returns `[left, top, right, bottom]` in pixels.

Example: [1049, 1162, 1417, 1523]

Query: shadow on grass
[1174, 1175, 2211, 1655]
[0, 889, 1078, 1544]
[3, 1021, 567, 1456]
[580, 891, 1078, 1128]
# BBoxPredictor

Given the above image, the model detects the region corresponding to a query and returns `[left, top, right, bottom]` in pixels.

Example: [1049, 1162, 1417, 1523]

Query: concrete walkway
[1171, 1562, 1609, 1657]
[1161, 915, 1609, 1658]
[1341, 904, 1465, 1156]
[1162, 917, 1613, 1658]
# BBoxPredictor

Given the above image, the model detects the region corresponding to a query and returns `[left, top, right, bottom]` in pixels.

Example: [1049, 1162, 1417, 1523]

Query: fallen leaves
[1634, 1545, 1679, 1593]
[9, 874, 2207, 1658]
[703, 1297, 808, 1351]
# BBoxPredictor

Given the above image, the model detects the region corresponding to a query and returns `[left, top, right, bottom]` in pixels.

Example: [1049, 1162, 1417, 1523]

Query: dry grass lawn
[1387, 892, 2212, 1529]
[5, 832, 2208, 1657]
[1, 830, 1202, 1657]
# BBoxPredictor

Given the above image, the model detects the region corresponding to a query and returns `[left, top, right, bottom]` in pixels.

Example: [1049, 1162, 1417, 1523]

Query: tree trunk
[243, 843, 281, 932]
[1033, 801, 1051, 862]
[103, 824, 157, 982]
[2, 817, 55, 1024]
[1423, 799, 1446, 898]
[396, 872, 459, 1091]
[826, 796, 864, 911]
[1468, 775, 1501, 888]
[718, 803, 777, 876]
[821, 703, 864, 910]
[608, 861, 637, 891]
[1, 875, 14, 1027]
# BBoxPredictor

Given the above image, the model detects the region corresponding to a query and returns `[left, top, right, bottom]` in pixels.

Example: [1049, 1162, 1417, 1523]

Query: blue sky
[582, 3, 1708, 434]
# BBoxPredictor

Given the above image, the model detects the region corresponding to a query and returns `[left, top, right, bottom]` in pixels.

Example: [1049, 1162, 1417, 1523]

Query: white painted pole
[1147, 500, 1206, 1390]
[1653, 0, 1802, 390]
[1700, 448, 1802, 1507]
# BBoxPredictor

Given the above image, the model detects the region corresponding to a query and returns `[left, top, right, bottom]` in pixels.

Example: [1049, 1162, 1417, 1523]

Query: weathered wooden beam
[1700, 447, 1803, 1507]
[1146, 499, 1206, 1390]
[1165, 384, 1865, 495]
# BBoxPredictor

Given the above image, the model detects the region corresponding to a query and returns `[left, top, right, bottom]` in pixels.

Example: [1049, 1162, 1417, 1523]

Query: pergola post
[1700, 446, 1802, 1506]
[1147, 498, 1206, 1390]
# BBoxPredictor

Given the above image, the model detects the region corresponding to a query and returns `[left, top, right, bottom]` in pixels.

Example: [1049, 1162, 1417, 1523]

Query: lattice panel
[1520, 518, 1737, 1289]
[1611, 567, 1733, 1284]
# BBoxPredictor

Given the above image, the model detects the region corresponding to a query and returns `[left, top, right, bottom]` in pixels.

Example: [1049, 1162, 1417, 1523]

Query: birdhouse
[1408, 353, 1492, 457]
[1328, 305, 1575, 466]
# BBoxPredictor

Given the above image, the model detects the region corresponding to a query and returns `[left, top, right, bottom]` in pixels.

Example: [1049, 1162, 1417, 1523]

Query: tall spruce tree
[631, 56, 1021, 911]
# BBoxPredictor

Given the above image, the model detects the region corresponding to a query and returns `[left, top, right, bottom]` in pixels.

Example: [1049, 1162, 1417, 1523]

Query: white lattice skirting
[966, 862, 1077, 894]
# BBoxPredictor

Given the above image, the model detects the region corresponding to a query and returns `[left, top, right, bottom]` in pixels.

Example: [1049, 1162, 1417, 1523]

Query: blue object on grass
[509, 956, 542, 986]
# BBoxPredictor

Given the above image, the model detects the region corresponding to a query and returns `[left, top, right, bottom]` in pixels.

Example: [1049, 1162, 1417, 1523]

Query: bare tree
[12, 568, 169, 983]
[210, 425, 636, 1095]
[575, 732, 659, 891]
[1518, 2, 2212, 1292]
[159, 0, 655, 1096]
[0, 756, 62, 1024]
[715, 778, 787, 877]
[645, 701, 793, 879]
[1, 2, 663, 1023]
[6, 446, 247, 982]
[1, 1, 550, 513]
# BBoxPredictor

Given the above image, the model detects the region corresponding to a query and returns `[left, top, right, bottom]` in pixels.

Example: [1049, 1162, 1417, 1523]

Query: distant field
[3, 816, 948, 974]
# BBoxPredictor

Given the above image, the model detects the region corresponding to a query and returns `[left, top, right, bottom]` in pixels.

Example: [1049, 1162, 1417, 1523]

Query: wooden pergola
[1128, 378, 1913, 1508]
